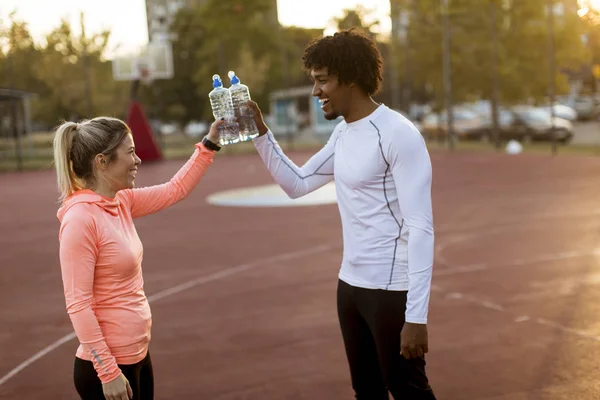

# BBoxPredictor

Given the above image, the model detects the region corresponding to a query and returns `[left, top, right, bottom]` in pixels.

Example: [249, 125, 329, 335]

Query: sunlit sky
[579, 0, 600, 15]
[2, 0, 597, 59]
[583, 0, 600, 9]
[0, 0, 391, 58]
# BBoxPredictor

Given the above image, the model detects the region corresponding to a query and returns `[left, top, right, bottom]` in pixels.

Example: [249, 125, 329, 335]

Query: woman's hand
[206, 118, 225, 144]
[102, 372, 133, 400]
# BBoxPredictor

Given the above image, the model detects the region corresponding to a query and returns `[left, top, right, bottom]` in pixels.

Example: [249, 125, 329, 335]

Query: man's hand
[400, 322, 429, 359]
[246, 100, 269, 136]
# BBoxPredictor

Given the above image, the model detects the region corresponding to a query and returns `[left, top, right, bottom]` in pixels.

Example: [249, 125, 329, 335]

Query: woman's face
[102, 134, 141, 192]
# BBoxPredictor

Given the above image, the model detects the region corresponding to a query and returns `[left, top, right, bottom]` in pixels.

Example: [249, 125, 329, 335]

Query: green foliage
[0, 13, 129, 127]
[0, 1, 595, 130]
[394, 0, 589, 108]
[137, 0, 324, 123]
[333, 6, 380, 40]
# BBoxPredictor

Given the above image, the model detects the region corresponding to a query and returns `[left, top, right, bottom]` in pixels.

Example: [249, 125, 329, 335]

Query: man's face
[310, 67, 351, 121]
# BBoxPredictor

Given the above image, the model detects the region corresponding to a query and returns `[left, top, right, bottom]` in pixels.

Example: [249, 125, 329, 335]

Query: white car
[551, 104, 577, 121]
[160, 123, 178, 136]
[184, 121, 208, 137]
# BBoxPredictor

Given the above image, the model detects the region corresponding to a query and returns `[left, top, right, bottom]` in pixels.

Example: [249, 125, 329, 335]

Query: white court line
[435, 208, 600, 235]
[434, 286, 600, 342]
[434, 234, 472, 268]
[431, 212, 600, 343]
[0, 244, 335, 388]
[434, 222, 554, 268]
[5, 207, 600, 388]
[434, 211, 600, 271]
[435, 249, 600, 277]
[0, 332, 77, 388]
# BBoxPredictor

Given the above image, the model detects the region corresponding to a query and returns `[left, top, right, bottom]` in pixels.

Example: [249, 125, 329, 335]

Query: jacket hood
[57, 189, 120, 221]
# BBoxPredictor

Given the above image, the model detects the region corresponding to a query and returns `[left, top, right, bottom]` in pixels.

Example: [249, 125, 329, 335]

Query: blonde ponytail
[53, 122, 83, 201]
[52, 117, 131, 201]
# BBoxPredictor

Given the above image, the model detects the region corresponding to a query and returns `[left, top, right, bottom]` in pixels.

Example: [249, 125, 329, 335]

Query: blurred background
[2, 0, 600, 171]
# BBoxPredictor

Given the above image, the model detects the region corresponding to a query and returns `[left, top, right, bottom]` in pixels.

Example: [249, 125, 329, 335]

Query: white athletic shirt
[253, 104, 434, 323]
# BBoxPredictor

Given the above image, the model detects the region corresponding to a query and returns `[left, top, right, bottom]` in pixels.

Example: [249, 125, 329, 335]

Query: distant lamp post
[6, 12, 23, 171]
[592, 63, 600, 97]
[441, 0, 455, 150]
[490, 0, 501, 150]
[546, 0, 557, 155]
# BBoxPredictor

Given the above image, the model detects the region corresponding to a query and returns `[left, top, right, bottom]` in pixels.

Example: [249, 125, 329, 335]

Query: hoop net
[139, 66, 153, 86]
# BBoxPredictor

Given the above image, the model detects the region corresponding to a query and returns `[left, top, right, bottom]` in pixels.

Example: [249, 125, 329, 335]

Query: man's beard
[324, 110, 340, 121]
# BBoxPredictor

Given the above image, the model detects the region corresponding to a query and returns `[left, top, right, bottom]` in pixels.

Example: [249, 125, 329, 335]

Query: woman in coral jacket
[53, 116, 223, 400]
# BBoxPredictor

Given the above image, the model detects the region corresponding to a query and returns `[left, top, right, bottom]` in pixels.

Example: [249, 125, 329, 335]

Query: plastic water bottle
[228, 71, 259, 141]
[208, 74, 239, 145]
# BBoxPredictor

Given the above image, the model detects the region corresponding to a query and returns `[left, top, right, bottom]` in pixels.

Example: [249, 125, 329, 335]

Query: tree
[332, 6, 379, 40]
[577, 1, 600, 88]
[278, 26, 323, 88]
[329, 7, 397, 108]
[192, 0, 280, 119]
[140, 0, 283, 123]
[33, 13, 128, 125]
[0, 15, 46, 94]
[138, 7, 208, 124]
[399, 0, 589, 109]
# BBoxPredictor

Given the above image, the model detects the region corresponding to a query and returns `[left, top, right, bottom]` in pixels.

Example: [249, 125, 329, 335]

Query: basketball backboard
[112, 41, 174, 83]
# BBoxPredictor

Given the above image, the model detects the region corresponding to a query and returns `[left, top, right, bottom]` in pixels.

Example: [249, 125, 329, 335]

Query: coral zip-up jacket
[57, 143, 214, 384]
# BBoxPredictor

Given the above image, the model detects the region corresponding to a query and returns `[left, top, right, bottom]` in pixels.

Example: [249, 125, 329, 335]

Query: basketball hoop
[139, 66, 153, 86]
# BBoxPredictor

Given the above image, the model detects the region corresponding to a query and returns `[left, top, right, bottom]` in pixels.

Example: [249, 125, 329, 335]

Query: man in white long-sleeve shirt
[247, 29, 437, 399]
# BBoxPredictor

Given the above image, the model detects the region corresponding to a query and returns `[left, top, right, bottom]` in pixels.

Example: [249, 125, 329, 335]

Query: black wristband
[202, 136, 221, 152]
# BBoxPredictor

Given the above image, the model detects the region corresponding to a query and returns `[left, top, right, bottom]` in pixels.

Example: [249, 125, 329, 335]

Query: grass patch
[1, 133, 599, 172]
[426, 139, 600, 156]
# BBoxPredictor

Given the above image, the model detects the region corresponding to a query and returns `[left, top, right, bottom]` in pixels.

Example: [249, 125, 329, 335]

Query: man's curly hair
[302, 28, 383, 96]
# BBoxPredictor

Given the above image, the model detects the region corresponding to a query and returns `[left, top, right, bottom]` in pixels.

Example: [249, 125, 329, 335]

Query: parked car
[420, 108, 485, 141]
[551, 104, 577, 121]
[471, 106, 573, 144]
[470, 108, 514, 142]
[571, 96, 600, 120]
[511, 106, 573, 143]
[159, 122, 178, 136]
[184, 121, 208, 137]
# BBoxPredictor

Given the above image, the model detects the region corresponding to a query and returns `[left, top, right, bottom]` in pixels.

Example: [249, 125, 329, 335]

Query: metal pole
[389, 1, 401, 111]
[80, 12, 93, 118]
[83, 50, 94, 117]
[403, 2, 413, 114]
[278, 24, 294, 150]
[547, 0, 557, 155]
[490, 0, 501, 150]
[390, 41, 401, 110]
[218, 40, 225, 78]
[7, 38, 22, 171]
[442, 0, 455, 150]
[151, 81, 165, 151]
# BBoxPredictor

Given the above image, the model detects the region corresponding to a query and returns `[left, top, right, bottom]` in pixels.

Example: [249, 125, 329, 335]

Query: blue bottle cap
[228, 70, 240, 85]
[212, 74, 223, 88]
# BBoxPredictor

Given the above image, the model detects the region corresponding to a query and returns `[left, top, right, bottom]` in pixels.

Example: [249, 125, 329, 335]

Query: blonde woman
[53, 117, 223, 400]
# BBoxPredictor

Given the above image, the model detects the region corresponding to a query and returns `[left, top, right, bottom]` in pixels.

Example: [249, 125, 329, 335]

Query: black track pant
[337, 279, 437, 400]
[74, 351, 154, 400]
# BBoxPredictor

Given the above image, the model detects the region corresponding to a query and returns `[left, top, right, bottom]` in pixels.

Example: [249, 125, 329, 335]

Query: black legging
[74, 351, 154, 400]
[337, 279, 437, 400]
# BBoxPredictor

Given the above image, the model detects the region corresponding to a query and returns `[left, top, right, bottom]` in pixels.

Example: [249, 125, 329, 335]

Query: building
[145, 0, 187, 42]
